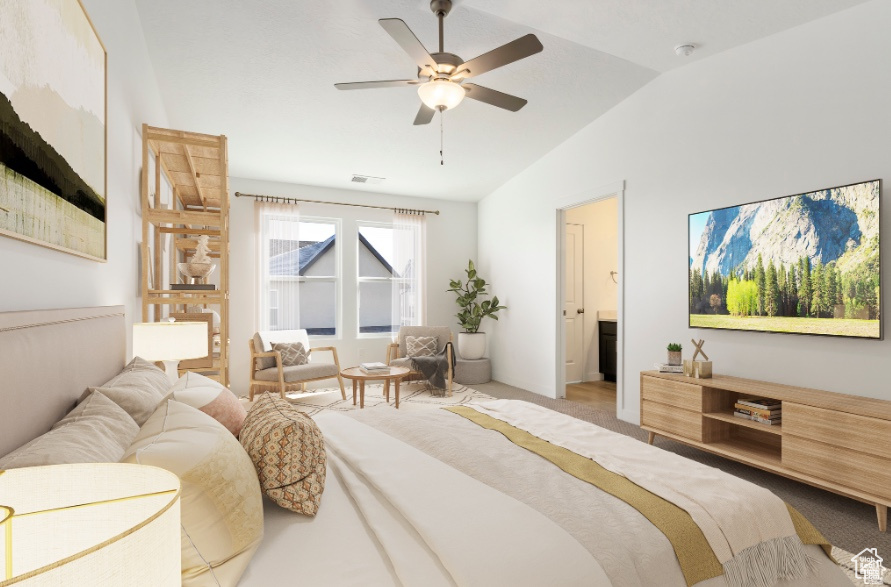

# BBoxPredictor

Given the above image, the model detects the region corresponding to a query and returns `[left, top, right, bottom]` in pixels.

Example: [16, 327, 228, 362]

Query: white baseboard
[617, 408, 639, 425]
[493, 373, 558, 399]
[584, 372, 604, 382]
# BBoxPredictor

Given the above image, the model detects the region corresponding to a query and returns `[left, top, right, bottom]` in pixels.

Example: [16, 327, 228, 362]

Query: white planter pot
[458, 332, 486, 360]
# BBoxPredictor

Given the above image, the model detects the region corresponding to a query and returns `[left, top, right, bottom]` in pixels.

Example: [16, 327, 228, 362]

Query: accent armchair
[386, 326, 453, 395]
[248, 330, 346, 401]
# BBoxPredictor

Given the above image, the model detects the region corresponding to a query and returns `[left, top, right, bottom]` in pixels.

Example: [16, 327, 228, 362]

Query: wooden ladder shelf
[140, 125, 230, 385]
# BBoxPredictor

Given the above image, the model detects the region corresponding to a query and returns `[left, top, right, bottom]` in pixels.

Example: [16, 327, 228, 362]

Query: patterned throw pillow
[239, 392, 326, 515]
[406, 335, 437, 358]
[272, 342, 309, 367]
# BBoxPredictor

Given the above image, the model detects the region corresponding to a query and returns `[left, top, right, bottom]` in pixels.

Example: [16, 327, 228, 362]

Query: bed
[0, 307, 851, 587]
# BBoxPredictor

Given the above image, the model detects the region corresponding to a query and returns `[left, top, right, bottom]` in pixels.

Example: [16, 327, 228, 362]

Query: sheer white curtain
[391, 211, 427, 330]
[256, 201, 300, 331]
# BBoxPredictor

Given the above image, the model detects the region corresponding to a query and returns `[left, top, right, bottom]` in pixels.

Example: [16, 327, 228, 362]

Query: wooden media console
[640, 371, 890, 531]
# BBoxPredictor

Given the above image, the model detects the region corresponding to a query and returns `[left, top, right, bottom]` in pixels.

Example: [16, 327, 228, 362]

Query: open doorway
[555, 182, 624, 417]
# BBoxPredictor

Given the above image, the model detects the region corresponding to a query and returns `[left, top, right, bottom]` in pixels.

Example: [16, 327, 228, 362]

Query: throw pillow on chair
[273, 342, 309, 366]
[406, 336, 437, 357]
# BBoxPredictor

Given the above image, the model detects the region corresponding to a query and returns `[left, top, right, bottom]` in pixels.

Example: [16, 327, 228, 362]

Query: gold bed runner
[445, 406, 832, 587]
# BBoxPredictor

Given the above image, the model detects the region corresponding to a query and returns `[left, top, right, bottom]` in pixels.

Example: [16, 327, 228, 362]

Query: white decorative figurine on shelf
[178, 235, 216, 284]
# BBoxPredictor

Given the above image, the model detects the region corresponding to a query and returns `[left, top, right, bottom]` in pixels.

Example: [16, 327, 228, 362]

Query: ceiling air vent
[351, 174, 384, 184]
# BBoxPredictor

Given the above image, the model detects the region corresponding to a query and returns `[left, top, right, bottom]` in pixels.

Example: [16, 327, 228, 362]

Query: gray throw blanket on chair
[410, 342, 456, 396]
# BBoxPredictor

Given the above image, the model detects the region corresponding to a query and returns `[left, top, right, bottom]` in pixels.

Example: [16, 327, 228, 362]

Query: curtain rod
[234, 192, 440, 216]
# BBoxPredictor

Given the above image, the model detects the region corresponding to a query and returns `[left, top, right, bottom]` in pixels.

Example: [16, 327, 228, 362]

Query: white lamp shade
[417, 79, 466, 110]
[0, 463, 181, 585]
[132, 321, 208, 362]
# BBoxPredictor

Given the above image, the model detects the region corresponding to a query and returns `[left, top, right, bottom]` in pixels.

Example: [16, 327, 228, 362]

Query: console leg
[878, 504, 887, 532]
[647, 431, 656, 445]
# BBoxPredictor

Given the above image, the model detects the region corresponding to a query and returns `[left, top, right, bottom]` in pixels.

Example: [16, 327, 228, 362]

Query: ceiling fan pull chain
[440, 107, 444, 165]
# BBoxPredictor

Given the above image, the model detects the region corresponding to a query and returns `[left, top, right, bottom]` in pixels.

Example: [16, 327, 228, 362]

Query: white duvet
[318, 413, 611, 587]
[241, 412, 610, 586]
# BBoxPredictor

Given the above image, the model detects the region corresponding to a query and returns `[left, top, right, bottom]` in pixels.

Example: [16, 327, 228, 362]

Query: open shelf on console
[703, 411, 783, 436]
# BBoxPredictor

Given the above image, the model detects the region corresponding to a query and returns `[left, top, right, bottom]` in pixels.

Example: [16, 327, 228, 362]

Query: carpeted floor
[243, 382, 495, 415]
[474, 380, 891, 562]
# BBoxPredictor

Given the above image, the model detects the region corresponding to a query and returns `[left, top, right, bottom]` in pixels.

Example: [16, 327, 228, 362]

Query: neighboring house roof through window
[268, 234, 396, 276]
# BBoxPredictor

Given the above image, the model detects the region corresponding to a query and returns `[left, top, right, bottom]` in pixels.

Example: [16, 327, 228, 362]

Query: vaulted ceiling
[135, 0, 869, 201]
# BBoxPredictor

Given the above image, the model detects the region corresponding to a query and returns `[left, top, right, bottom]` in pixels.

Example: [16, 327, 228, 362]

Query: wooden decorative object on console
[690, 339, 712, 378]
[640, 370, 891, 532]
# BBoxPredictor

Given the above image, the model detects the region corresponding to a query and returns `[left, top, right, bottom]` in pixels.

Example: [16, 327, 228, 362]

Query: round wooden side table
[340, 366, 411, 409]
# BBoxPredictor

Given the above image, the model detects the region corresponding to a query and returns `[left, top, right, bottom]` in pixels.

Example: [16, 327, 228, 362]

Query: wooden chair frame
[248, 339, 346, 401]
[386, 333, 453, 396]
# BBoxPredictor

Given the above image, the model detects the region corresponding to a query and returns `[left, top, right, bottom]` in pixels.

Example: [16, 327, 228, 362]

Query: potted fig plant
[667, 343, 683, 366]
[447, 260, 507, 360]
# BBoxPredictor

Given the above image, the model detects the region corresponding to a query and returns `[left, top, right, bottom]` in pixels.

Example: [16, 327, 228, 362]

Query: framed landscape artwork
[0, 0, 107, 261]
[689, 180, 881, 339]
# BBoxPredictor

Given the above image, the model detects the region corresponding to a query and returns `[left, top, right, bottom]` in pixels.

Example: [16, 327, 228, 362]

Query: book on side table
[360, 362, 390, 374]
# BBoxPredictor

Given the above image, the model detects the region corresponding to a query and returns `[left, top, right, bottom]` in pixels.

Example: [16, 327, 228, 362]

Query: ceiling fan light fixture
[417, 79, 465, 111]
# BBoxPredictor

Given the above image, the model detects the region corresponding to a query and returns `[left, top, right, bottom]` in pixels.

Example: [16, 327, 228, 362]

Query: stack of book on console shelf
[733, 398, 782, 426]
[653, 362, 684, 374]
[359, 362, 390, 375]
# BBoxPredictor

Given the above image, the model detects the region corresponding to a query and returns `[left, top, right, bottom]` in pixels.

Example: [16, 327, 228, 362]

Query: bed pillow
[406, 335, 437, 358]
[239, 392, 326, 515]
[85, 356, 171, 425]
[167, 372, 247, 436]
[271, 342, 308, 367]
[122, 400, 263, 587]
[0, 391, 138, 469]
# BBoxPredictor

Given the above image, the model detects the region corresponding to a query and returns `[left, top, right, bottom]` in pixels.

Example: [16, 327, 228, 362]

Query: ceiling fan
[335, 0, 543, 125]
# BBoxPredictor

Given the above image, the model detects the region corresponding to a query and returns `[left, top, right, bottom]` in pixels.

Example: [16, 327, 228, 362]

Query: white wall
[229, 177, 477, 395]
[0, 0, 168, 359]
[479, 0, 891, 422]
[566, 198, 618, 381]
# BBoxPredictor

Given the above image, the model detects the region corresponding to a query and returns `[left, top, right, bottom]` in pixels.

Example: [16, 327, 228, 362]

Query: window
[358, 223, 397, 335]
[259, 209, 340, 336]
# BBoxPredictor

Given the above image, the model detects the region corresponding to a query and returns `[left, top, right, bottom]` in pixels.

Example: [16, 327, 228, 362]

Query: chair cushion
[397, 326, 451, 358]
[254, 330, 311, 370]
[406, 336, 437, 358]
[253, 362, 339, 382]
[272, 342, 309, 367]
[253, 333, 275, 370]
[239, 392, 326, 515]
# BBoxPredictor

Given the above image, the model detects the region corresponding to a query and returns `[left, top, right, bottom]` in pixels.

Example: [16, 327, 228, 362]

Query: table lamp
[132, 320, 208, 382]
[0, 463, 181, 585]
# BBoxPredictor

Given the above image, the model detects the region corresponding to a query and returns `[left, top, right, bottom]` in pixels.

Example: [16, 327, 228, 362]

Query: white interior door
[564, 223, 585, 383]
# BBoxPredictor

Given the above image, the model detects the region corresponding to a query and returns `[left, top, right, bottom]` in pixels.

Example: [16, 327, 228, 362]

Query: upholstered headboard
[0, 306, 126, 457]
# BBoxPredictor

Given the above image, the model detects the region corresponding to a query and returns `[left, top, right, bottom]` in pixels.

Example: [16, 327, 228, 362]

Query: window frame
[298, 216, 342, 340]
[356, 220, 397, 339]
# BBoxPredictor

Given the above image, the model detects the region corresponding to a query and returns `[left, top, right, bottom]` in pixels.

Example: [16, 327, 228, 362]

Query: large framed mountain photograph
[689, 180, 881, 339]
[0, 0, 107, 261]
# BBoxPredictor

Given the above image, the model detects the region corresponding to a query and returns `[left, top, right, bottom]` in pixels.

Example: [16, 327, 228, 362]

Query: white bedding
[241, 404, 849, 587]
[240, 464, 399, 586]
[242, 413, 610, 586]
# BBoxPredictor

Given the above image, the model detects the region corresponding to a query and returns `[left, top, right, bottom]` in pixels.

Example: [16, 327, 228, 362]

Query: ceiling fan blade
[451, 34, 543, 80]
[413, 104, 436, 125]
[379, 18, 437, 74]
[335, 79, 420, 90]
[463, 83, 527, 112]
